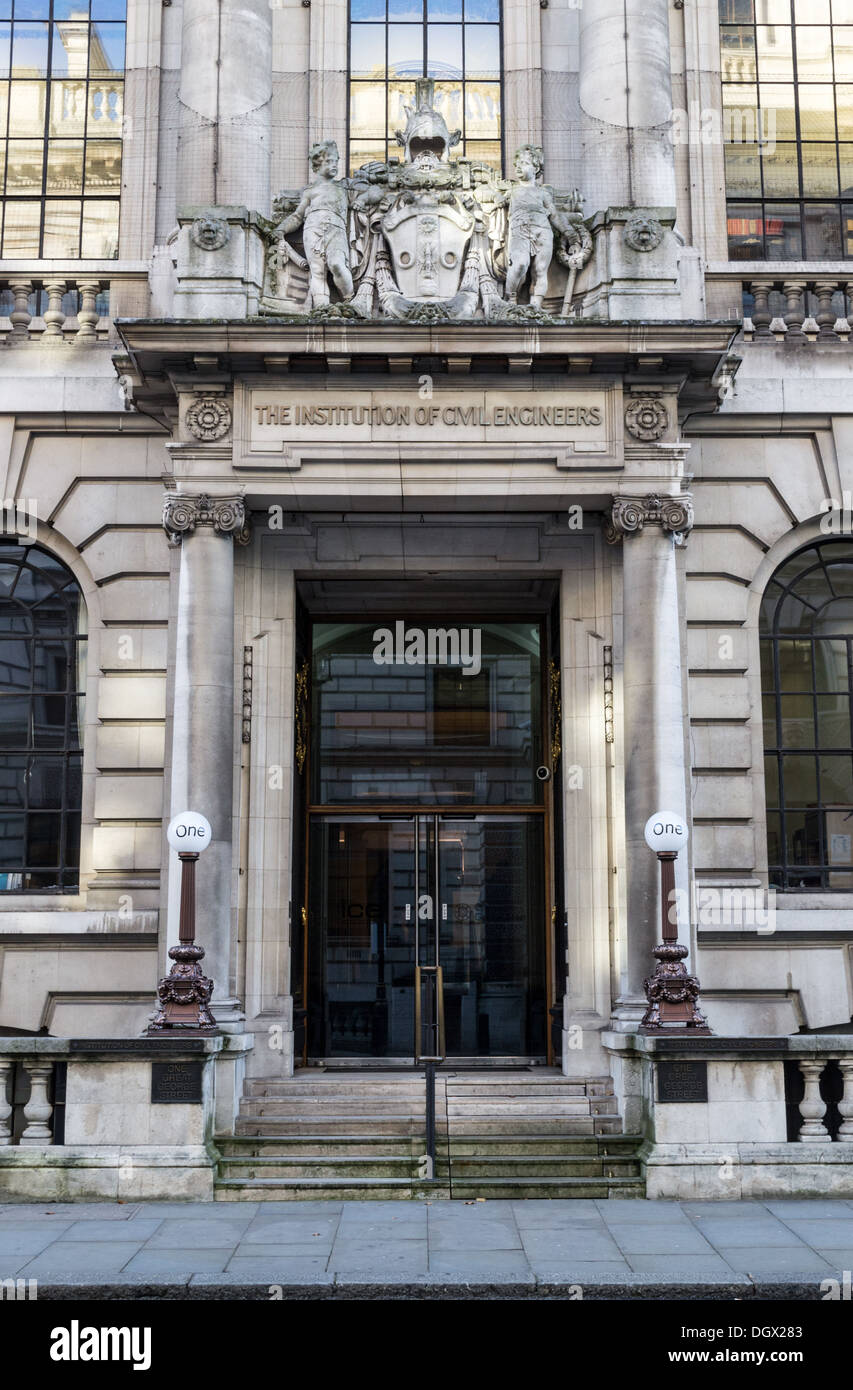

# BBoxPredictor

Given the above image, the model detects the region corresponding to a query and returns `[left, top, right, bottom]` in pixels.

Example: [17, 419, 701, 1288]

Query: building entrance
[308, 814, 545, 1058]
[299, 610, 554, 1062]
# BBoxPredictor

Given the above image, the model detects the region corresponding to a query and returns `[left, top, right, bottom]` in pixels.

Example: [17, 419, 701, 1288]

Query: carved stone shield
[381, 195, 475, 301]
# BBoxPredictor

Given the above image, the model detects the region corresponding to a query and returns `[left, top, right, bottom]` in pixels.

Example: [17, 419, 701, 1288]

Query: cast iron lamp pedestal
[640, 849, 711, 1034]
[147, 851, 218, 1033]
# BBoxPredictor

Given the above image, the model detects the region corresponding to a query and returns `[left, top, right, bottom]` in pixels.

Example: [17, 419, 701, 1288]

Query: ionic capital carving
[163, 493, 251, 547]
[605, 493, 694, 545]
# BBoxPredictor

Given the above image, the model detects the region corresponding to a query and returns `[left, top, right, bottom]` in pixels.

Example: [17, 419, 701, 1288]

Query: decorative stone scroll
[163, 493, 252, 548]
[258, 79, 593, 323]
[605, 493, 694, 545]
[185, 396, 232, 442]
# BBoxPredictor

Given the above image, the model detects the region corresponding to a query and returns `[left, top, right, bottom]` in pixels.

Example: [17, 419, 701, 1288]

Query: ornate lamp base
[640, 941, 712, 1034]
[147, 943, 218, 1034]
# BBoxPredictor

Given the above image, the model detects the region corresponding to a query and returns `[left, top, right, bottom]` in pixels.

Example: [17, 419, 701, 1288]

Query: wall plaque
[657, 1060, 708, 1104]
[151, 1061, 203, 1104]
[238, 385, 623, 471]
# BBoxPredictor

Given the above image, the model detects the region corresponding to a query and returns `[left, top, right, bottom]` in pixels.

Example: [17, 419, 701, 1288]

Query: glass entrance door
[307, 814, 546, 1059]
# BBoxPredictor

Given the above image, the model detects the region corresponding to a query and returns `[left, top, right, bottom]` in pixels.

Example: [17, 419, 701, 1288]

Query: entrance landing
[216, 1070, 644, 1200]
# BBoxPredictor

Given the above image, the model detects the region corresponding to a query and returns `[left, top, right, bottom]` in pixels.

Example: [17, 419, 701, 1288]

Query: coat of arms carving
[257, 80, 593, 324]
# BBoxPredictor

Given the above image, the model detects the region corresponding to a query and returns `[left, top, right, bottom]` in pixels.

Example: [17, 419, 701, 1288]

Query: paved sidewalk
[2, 1197, 853, 1298]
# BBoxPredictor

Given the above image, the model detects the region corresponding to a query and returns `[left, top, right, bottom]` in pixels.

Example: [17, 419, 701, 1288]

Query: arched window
[0, 543, 86, 892]
[348, 0, 503, 174]
[761, 540, 853, 890]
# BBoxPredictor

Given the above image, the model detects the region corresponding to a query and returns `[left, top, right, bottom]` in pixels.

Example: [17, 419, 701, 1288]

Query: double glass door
[307, 814, 546, 1059]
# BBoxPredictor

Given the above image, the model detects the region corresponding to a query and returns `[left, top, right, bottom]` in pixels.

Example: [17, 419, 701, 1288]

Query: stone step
[214, 1178, 441, 1202]
[240, 1099, 428, 1116]
[219, 1156, 420, 1179]
[214, 1175, 644, 1201]
[435, 1156, 642, 1179]
[445, 1177, 646, 1200]
[235, 1116, 423, 1137]
[234, 1114, 621, 1137]
[444, 1135, 640, 1156]
[219, 1135, 421, 1158]
[219, 1133, 640, 1158]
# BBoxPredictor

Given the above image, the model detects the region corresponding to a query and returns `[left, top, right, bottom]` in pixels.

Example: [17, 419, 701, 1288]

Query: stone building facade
[1, 0, 853, 1198]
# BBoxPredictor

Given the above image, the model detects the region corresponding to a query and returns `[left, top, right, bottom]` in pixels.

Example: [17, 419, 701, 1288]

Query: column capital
[163, 492, 251, 548]
[604, 492, 693, 545]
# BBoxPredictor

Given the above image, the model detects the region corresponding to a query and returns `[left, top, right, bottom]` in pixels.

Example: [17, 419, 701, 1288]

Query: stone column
[579, 0, 677, 213]
[607, 489, 693, 1023]
[177, 0, 272, 211]
[163, 491, 251, 1031]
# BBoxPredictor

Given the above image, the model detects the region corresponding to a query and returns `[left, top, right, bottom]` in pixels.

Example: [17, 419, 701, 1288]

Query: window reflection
[349, 0, 502, 172]
[722, 1, 853, 258]
[0, 543, 85, 892]
[1, 0, 124, 257]
[311, 621, 541, 805]
[761, 541, 853, 889]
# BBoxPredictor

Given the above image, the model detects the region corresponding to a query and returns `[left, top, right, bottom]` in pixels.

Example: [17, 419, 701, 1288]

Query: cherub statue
[495, 145, 575, 310]
[273, 140, 353, 310]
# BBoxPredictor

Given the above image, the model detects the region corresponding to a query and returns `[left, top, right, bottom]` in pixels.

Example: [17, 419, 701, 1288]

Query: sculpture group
[260, 80, 593, 324]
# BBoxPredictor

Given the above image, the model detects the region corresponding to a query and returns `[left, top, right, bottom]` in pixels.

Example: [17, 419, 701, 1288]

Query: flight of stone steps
[214, 1069, 645, 1201]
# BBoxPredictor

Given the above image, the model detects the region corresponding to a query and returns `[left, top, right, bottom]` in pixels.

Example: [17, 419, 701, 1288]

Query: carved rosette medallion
[190, 216, 231, 251]
[185, 396, 232, 442]
[625, 397, 669, 442]
[604, 493, 694, 546]
[624, 214, 664, 253]
[163, 493, 252, 547]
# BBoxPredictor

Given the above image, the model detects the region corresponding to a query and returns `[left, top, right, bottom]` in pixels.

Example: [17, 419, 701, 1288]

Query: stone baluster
[0, 1059, 13, 1145]
[749, 280, 773, 338]
[8, 280, 34, 340]
[814, 280, 839, 341]
[782, 281, 807, 341]
[838, 1058, 853, 1140]
[42, 280, 67, 341]
[835, 282, 851, 342]
[76, 280, 102, 343]
[797, 1059, 829, 1142]
[19, 1061, 53, 1145]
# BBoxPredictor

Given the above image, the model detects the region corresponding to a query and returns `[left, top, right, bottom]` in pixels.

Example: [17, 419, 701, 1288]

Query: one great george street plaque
[657, 1060, 709, 1104]
[151, 1061, 204, 1104]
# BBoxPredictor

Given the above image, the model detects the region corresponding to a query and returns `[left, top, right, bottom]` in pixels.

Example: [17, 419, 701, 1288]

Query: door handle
[441, 903, 448, 921]
[405, 903, 412, 922]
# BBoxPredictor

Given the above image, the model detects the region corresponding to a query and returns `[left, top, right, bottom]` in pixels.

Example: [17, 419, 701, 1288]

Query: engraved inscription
[151, 1060, 204, 1104]
[657, 1060, 709, 1104]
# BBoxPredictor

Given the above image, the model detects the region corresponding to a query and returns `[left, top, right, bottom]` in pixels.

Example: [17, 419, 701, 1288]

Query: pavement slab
[0, 1197, 850, 1293]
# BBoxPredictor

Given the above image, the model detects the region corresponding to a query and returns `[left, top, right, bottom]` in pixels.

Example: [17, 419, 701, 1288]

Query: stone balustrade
[0, 269, 151, 346]
[795, 1057, 853, 1143]
[725, 277, 852, 344]
[0, 1056, 59, 1146]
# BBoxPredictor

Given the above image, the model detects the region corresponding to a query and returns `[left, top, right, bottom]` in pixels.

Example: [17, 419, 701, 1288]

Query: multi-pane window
[349, 0, 502, 175]
[0, 0, 124, 259]
[761, 542, 853, 890]
[721, 0, 853, 260]
[0, 544, 86, 892]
